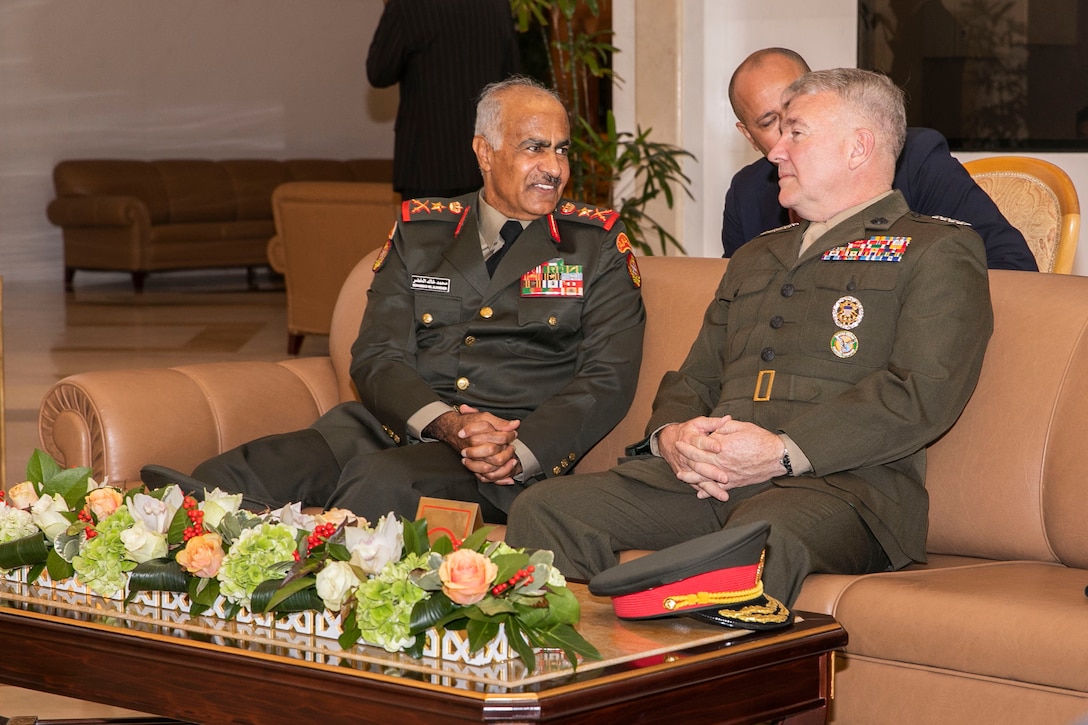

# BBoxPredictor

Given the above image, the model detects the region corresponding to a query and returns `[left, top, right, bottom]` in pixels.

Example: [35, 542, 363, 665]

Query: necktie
[486, 220, 523, 276]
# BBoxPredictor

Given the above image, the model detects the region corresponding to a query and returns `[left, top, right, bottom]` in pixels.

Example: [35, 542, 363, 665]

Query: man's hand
[659, 416, 786, 501]
[423, 405, 522, 485]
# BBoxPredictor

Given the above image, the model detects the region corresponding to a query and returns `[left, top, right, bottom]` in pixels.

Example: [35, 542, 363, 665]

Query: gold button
[480, 307, 493, 319]
[464, 335, 476, 346]
[568, 453, 576, 461]
[548, 315, 558, 326]
[421, 313, 434, 325]
[456, 377, 470, 390]
[553, 466, 562, 475]
[560, 459, 568, 468]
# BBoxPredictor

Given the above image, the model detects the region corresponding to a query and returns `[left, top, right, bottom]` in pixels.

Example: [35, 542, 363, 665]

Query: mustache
[536, 173, 563, 186]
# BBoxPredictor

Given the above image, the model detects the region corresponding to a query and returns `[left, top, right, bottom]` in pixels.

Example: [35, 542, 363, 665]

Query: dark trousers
[191, 402, 512, 524]
[505, 456, 890, 608]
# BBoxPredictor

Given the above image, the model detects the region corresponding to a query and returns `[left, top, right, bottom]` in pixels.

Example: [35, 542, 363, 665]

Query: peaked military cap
[588, 521, 792, 631]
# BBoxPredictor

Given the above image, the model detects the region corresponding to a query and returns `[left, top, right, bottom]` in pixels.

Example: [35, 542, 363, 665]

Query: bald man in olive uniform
[144, 77, 645, 524]
[506, 69, 993, 608]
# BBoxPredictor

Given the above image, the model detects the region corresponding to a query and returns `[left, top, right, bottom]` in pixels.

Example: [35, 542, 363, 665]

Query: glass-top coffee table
[0, 577, 845, 724]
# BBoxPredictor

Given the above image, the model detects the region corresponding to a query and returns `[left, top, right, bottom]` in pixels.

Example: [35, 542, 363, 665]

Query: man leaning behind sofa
[142, 76, 646, 525]
[506, 68, 994, 609]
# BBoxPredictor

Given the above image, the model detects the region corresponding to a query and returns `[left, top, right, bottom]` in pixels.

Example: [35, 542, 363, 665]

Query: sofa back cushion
[926, 270, 1088, 568]
[221, 160, 291, 221]
[151, 160, 236, 224]
[52, 159, 172, 224]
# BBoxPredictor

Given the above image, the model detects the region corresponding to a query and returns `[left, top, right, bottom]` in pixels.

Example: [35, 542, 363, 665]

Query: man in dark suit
[367, 0, 518, 200]
[721, 48, 1037, 271]
[143, 78, 645, 524]
[506, 68, 993, 608]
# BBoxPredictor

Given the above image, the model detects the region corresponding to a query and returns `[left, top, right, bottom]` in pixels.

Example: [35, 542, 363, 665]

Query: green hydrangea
[354, 552, 430, 652]
[0, 504, 38, 546]
[72, 505, 137, 598]
[216, 521, 298, 607]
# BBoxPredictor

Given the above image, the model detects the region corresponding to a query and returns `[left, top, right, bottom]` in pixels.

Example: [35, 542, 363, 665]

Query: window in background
[859, 0, 1088, 151]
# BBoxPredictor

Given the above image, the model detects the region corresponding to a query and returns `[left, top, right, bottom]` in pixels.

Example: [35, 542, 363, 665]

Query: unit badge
[832, 295, 864, 330]
[616, 232, 632, 254]
[626, 253, 641, 288]
[830, 330, 859, 358]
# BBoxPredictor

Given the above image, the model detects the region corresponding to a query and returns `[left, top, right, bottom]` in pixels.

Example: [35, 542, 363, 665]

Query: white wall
[0, 0, 397, 282]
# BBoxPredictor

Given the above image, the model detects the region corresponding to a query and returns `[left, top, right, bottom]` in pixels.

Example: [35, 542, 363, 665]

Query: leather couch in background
[46, 158, 393, 291]
[36, 252, 1088, 724]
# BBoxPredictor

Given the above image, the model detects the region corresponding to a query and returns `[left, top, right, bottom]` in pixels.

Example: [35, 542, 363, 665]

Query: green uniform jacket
[646, 192, 993, 567]
[349, 193, 646, 508]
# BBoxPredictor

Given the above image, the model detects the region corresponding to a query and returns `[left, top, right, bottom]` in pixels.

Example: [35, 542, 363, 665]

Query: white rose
[315, 560, 361, 612]
[30, 494, 72, 539]
[120, 520, 169, 563]
[272, 501, 318, 531]
[200, 488, 244, 528]
[316, 508, 358, 528]
[344, 513, 403, 576]
[7, 481, 40, 510]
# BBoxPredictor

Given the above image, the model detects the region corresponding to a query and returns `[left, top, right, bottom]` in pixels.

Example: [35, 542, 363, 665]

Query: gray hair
[783, 68, 907, 159]
[474, 76, 563, 148]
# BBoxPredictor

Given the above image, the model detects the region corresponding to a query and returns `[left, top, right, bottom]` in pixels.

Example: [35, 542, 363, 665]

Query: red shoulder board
[555, 200, 621, 231]
[400, 198, 470, 222]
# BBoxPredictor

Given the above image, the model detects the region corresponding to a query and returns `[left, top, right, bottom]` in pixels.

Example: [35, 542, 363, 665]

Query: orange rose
[176, 533, 225, 578]
[438, 549, 498, 605]
[86, 487, 123, 520]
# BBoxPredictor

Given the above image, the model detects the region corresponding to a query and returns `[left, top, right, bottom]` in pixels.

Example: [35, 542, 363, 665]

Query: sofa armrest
[38, 358, 341, 488]
[46, 196, 151, 228]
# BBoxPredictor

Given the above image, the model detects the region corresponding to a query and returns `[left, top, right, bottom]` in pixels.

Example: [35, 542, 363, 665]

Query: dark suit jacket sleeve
[895, 128, 1038, 271]
[722, 158, 792, 258]
[366, 0, 411, 88]
[515, 231, 646, 477]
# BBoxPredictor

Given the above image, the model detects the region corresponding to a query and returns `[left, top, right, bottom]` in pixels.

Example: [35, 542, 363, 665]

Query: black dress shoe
[139, 464, 273, 512]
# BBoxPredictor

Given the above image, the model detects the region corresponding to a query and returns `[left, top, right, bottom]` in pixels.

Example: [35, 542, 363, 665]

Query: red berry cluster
[305, 522, 337, 554]
[77, 509, 97, 539]
[182, 496, 205, 541]
[0, 489, 5, 502]
[491, 565, 535, 597]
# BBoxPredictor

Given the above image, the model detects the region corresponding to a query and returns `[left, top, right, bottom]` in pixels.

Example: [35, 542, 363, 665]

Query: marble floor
[0, 266, 327, 720]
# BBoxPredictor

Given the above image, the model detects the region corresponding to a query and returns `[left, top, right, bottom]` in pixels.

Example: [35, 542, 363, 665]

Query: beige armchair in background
[268, 181, 399, 354]
[963, 155, 1081, 274]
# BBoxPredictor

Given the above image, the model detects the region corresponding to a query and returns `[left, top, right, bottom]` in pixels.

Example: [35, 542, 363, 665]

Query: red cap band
[610, 563, 761, 618]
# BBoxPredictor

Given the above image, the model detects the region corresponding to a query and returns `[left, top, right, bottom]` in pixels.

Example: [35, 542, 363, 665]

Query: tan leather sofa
[37, 252, 1088, 724]
[47, 158, 393, 291]
[267, 181, 399, 355]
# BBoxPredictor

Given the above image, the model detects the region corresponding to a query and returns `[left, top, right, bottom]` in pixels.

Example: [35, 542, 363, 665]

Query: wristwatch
[780, 447, 794, 477]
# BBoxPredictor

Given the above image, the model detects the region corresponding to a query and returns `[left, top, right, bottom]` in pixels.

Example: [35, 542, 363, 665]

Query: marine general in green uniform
[506, 69, 994, 607]
[143, 78, 645, 524]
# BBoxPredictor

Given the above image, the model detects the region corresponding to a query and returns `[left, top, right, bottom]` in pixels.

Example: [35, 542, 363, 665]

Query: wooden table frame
[0, 589, 844, 725]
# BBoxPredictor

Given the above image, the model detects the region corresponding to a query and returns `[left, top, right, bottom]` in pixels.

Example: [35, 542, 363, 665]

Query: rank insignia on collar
[823, 236, 910, 262]
[931, 215, 971, 226]
[401, 198, 467, 221]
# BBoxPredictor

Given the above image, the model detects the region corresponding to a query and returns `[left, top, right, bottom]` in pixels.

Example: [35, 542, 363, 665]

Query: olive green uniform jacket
[644, 191, 992, 568]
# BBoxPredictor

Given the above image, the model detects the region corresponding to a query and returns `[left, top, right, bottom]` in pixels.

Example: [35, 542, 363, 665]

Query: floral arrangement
[0, 450, 599, 671]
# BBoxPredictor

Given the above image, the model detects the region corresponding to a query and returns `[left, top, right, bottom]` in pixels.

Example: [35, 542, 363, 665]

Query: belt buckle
[754, 370, 775, 401]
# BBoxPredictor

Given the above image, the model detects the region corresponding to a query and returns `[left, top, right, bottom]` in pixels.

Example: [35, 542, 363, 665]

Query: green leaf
[543, 585, 581, 625]
[45, 549, 73, 581]
[166, 505, 191, 545]
[0, 532, 49, 570]
[53, 528, 83, 563]
[249, 577, 323, 614]
[459, 525, 494, 553]
[47, 467, 96, 511]
[491, 551, 530, 585]
[26, 448, 61, 485]
[401, 517, 431, 557]
[538, 622, 601, 666]
[338, 608, 361, 650]
[127, 558, 189, 601]
[466, 617, 500, 653]
[504, 619, 539, 669]
[28, 561, 46, 583]
[188, 575, 220, 608]
[410, 591, 456, 634]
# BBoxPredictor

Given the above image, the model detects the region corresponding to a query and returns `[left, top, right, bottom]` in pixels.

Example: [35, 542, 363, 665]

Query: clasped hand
[658, 416, 784, 501]
[430, 405, 521, 485]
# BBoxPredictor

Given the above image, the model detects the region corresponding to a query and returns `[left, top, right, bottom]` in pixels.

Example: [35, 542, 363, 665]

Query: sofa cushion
[53, 160, 172, 224]
[149, 220, 276, 246]
[829, 560, 1088, 692]
[220, 160, 292, 221]
[152, 160, 237, 224]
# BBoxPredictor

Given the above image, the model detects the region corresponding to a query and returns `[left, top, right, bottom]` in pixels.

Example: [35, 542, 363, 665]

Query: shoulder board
[926, 214, 972, 227]
[554, 200, 621, 231]
[759, 222, 800, 236]
[400, 198, 470, 222]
